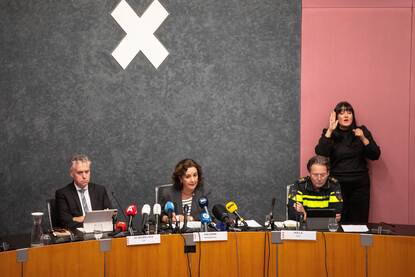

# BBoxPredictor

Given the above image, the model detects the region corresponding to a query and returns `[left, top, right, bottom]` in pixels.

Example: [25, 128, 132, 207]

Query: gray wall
[0, 0, 300, 235]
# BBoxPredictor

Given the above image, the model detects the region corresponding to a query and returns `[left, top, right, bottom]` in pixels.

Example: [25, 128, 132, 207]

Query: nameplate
[127, 235, 161, 246]
[281, 230, 317, 241]
[193, 232, 228, 242]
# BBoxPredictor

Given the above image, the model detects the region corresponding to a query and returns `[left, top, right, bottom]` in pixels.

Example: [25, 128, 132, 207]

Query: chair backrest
[46, 198, 58, 230]
[286, 184, 294, 220]
[154, 184, 173, 204]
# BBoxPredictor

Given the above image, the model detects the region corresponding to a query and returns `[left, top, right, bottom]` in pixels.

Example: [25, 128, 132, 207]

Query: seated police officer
[288, 155, 343, 222]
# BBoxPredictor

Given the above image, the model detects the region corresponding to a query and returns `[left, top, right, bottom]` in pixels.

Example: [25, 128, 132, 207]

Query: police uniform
[287, 176, 343, 221]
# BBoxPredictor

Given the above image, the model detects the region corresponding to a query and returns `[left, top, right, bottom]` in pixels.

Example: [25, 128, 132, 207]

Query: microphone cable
[179, 233, 193, 277]
[111, 191, 128, 221]
[262, 231, 271, 277]
[321, 232, 329, 277]
[233, 232, 241, 277]
[197, 232, 202, 277]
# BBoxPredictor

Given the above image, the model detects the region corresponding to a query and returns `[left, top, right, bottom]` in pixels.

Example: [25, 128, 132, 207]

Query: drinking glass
[93, 224, 103, 240]
[31, 212, 44, 246]
[328, 218, 338, 232]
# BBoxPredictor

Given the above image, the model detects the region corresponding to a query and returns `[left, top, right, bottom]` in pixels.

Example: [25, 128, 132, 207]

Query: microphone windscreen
[126, 204, 138, 216]
[141, 204, 151, 215]
[164, 201, 174, 213]
[198, 196, 208, 209]
[200, 211, 212, 224]
[153, 203, 161, 215]
[225, 201, 238, 213]
[212, 204, 229, 221]
[116, 221, 127, 231]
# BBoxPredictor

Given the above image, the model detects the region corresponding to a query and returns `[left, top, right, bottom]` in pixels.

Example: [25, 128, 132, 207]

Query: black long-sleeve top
[315, 125, 381, 178]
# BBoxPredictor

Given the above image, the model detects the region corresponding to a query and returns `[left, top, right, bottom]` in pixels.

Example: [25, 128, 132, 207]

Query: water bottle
[30, 212, 44, 247]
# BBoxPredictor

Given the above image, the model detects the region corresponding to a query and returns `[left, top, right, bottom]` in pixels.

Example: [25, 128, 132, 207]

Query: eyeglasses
[311, 173, 328, 178]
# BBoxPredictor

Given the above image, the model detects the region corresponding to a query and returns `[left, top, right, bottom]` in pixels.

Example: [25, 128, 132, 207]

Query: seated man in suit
[287, 155, 343, 222]
[55, 154, 112, 229]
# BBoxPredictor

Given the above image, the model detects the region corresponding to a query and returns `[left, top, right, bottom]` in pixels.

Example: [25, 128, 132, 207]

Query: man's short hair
[70, 154, 91, 169]
[306, 155, 330, 172]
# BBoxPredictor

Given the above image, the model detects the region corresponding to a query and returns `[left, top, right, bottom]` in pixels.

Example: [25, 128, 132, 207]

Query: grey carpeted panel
[0, 0, 300, 235]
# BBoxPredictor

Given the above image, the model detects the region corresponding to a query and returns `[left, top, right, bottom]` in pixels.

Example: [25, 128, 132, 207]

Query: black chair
[46, 198, 59, 231]
[154, 184, 173, 204]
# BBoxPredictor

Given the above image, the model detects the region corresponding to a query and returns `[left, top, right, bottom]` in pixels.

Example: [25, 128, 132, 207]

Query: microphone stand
[168, 215, 173, 232]
[141, 218, 149, 235]
[240, 220, 248, 231]
[174, 217, 181, 234]
[145, 222, 150, 235]
[128, 226, 134, 236]
[269, 215, 275, 231]
[154, 214, 159, 234]
[128, 215, 136, 236]
[111, 191, 128, 221]
[181, 205, 190, 233]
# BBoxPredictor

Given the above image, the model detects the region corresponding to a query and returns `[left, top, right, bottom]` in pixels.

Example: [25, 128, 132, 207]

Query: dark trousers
[336, 174, 370, 223]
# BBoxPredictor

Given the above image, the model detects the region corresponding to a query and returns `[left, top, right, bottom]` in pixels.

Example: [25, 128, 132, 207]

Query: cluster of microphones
[111, 195, 255, 237]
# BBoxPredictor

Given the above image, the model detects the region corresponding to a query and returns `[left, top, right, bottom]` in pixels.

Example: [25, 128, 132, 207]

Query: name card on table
[193, 232, 228, 242]
[281, 230, 317, 241]
[127, 234, 161, 246]
[341, 225, 369, 233]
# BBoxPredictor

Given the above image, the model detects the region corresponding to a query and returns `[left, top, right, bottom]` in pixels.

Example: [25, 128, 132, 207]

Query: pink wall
[301, 0, 414, 224]
[410, 3, 415, 224]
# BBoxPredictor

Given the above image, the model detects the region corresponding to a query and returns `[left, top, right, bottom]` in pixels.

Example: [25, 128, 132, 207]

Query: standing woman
[159, 159, 210, 223]
[315, 101, 380, 223]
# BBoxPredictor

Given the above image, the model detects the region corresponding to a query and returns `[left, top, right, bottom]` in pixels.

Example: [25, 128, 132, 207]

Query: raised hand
[325, 111, 338, 138]
[328, 111, 338, 131]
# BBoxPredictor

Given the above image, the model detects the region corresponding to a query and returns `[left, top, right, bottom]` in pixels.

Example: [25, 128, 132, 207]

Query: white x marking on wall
[111, 0, 169, 69]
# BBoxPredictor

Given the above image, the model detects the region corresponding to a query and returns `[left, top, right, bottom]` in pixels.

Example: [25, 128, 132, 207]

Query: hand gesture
[325, 111, 338, 138]
[352, 128, 364, 138]
[353, 128, 369, 145]
[293, 202, 307, 221]
[328, 111, 338, 131]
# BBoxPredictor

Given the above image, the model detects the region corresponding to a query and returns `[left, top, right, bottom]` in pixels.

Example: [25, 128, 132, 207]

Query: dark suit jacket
[158, 183, 211, 220]
[55, 182, 112, 229]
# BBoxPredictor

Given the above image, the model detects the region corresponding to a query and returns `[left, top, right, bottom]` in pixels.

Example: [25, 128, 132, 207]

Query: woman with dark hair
[315, 101, 380, 223]
[159, 159, 210, 223]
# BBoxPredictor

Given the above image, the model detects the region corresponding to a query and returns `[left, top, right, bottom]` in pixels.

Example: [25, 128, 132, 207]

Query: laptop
[306, 208, 336, 231]
[80, 209, 117, 233]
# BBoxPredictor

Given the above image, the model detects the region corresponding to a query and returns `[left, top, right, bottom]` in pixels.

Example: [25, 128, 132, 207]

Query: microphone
[126, 204, 138, 236]
[116, 221, 127, 232]
[200, 211, 211, 232]
[141, 204, 151, 234]
[111, 221, 128, 238]
[153, 204, 161, 234]
[164, 201, 175, 230]
[268, 198, 276, 230]
[111, 191, 128, 221]
[225, 201, 248, 228]
[212, 204, 235, 230]
[198, 196, 210, 214]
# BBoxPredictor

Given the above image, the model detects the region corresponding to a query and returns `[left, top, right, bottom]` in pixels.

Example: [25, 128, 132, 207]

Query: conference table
[1, 229, 415, 277]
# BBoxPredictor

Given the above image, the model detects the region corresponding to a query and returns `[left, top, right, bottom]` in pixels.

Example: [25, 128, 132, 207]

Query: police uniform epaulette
[329, 176, 338, 183]
[297, 176, 308, 183]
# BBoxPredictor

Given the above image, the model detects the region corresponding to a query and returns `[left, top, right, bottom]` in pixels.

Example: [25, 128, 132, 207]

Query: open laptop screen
[307, 208, 336, 218]
[82, 209, 117, 233]
[306, 208, 336, 231]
